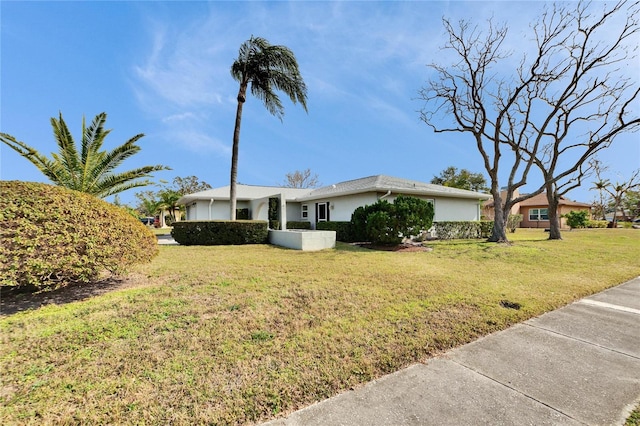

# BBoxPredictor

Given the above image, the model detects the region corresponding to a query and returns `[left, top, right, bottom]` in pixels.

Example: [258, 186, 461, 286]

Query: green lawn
[628, 403, 640, 426]
[1, 229, 639, 425]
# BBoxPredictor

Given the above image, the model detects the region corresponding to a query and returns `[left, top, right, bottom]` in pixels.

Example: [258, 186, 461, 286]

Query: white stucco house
[177, 175, 491, 229]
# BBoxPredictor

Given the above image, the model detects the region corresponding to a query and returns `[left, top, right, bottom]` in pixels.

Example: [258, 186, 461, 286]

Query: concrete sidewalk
[263, 277, 640, 426]
[157, 234, 178, 245]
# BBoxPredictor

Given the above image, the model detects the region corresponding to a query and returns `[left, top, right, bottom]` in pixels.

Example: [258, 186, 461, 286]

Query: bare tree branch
[418, 0, 639, 241]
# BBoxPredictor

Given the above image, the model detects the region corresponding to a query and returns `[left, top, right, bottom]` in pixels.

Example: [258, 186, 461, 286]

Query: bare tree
[419, 1, 640, 242]
[593, 161, 640, 226]
[281, 168, 321, 189]
[171, 176, 212, 195]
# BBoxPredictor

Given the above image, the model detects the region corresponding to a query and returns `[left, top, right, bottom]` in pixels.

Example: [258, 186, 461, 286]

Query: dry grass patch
[1, 229, 639, 424]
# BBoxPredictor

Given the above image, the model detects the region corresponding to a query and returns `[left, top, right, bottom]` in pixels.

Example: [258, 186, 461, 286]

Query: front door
[316, 202, 329, 223]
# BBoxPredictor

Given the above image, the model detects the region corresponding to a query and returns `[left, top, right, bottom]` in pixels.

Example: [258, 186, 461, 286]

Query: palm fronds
[0, 112, 170, 198]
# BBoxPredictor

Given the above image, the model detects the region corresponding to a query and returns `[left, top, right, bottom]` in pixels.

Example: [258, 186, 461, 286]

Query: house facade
[178, 175, 491, 228]
[483, 190, 592, 229]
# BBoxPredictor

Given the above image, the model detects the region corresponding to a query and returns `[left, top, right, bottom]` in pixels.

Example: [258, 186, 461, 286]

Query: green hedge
[171, 220, 269, 245]
[286, 221, 312, 230]
[316, 221, 357, 242]
[0, 181, 158, 290]
[269, 220, 281, 230]
[433, 221, 494, 240]
[586, 220, 608, 228]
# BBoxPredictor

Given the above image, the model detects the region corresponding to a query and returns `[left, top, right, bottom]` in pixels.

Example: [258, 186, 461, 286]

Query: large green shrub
[0, 181, 158, 290]
[366, 210, 398, 244]
[316, 221, 356, 242]
[172, 220, 268, 245]
[351, 195, 435, 244]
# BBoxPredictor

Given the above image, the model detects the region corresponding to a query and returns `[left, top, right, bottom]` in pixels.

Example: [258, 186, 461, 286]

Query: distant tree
[608, 175, 640, 225]
[431, 166, 489, 192]
[134, 175, 210, 220]
[0, 112, 169, 198]
[135, 191, 163, 218]
[590, 160, 611, 221]
[418, 1, 640, 242]
[592, 161, 640, 225]
[172, 176, 212, 195]
[282, 169, 320, 189]
[229, 36, 308, 220]
[158, 189, 181, 224]
[622, 190, 640, 221]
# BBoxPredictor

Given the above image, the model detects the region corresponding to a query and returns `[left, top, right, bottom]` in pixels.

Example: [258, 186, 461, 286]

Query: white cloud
[133, 17, 231, 110]
[162, 112, 196, 123]
[168, 128, 231, 156]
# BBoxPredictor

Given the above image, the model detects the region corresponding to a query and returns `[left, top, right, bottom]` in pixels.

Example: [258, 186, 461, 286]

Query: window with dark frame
[316, 202, 329, 222]
[529, 208, 549, 221]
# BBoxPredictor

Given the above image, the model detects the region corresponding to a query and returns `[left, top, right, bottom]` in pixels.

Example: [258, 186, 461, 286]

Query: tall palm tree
[0, 112, 169, 198]
[158, 189, 181, 224]
[229, 36, 308, 220]
[590, 178, 611, 220]
[139, 196, 163, 218]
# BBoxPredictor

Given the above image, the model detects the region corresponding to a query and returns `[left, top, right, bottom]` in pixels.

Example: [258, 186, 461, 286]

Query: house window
[529, 208, 549, 221]
[301, 204, 308, 219]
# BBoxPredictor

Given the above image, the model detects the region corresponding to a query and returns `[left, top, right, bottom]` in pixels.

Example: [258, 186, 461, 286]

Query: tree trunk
[547, 195, 562, 240]
[488, 193, 509, 243]
[611, 198, 622, 227]
[230, 85, 246, 221]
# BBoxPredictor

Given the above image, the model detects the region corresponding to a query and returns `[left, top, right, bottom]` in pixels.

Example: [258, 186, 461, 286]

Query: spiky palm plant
[158, 189, 181, 223]
[229, 36, 308, 219]
[0, 112, 169, 198]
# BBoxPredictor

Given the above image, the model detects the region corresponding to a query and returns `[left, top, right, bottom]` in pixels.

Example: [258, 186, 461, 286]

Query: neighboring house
[483, 190, 592, 229]
[177, 175, 491, 228]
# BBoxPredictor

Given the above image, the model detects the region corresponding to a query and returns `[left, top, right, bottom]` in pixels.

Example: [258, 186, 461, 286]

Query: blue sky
[1, 1, 638, 206]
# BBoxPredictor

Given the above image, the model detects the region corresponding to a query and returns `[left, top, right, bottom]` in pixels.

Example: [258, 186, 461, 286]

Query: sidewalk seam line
[577, 299, 640, 315]
[523, 323, 640, 361]
[450, 359, 586, 425]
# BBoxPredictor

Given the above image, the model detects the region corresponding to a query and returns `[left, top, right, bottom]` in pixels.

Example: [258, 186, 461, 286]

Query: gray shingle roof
[178, 175, 491, 205]
[297, 175, 491, 201]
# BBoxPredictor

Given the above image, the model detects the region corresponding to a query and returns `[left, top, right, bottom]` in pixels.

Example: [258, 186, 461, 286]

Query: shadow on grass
[0, 277, 132, 317]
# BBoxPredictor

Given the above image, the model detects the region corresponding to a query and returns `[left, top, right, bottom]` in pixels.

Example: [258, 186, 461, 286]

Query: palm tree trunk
[230, 86, 246, 221]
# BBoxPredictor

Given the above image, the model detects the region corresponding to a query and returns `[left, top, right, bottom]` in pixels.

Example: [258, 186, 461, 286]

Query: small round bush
[0, 181, 158, 291]
[564, 210, 589, 229]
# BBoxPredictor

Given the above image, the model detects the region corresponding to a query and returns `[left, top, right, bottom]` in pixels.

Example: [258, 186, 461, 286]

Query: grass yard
[628, 403, 640, 426]
[1, 229, 639, 424]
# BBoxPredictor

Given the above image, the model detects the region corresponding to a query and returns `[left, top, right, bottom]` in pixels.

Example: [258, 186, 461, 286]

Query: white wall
[318, 193, 481, 223]
[432, 197, 482, 221]
[188, 200, 231, 220]
[286, 203, 302, 222]
[251, 199, 269, 221]
[186, 193, 482, 223]
[327, 193, 380, 221]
